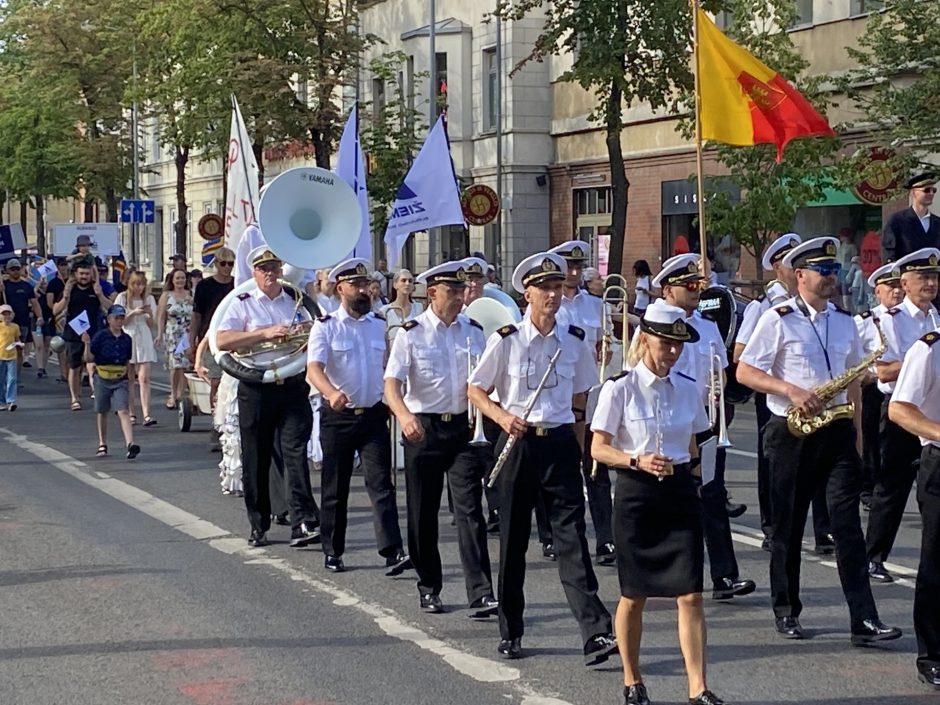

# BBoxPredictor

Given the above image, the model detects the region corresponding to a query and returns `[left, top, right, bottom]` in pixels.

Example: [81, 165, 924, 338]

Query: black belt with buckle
[419, 411, 468, 423]
[526, 423, 571, 438]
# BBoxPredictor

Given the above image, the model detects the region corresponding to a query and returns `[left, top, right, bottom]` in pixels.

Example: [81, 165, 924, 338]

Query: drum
[698, 285, 753, 405]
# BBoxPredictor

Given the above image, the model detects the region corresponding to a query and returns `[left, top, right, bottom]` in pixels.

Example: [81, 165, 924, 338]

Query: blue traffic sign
[120, 199, 156, 224]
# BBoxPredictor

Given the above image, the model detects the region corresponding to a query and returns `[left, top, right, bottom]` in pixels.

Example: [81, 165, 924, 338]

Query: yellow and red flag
[696, 9, 834, 160]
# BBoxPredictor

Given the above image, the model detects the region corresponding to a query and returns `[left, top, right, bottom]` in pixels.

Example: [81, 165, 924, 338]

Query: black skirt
[613, 463, 704, 597]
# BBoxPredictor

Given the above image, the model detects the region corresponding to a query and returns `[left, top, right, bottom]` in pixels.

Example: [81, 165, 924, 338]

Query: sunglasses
[805, 263, 842, 277]
[679, 279, 707, 292]
[217, 260, 235, 267]
[919, 187, 937, 194]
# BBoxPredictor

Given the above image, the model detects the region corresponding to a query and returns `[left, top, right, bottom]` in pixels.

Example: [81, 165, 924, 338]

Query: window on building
[483, 47, 498, 133]
[850, 0, 884, 15]
[575, 187, 611, 216]
[792, 0, 813, 26]
[296, 76, 308, 106]
[372, 77, 386, 122]
[434, 52, 448, 118]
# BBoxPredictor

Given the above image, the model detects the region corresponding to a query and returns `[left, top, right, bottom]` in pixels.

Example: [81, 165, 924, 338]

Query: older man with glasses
[883, 172, 940, 264]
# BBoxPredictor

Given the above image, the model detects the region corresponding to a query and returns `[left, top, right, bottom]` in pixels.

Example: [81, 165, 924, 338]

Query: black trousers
[582, 428, 614, 550]
[866, 396, 922, 563]
[696, 428, 739, 583]
[494, 424, 611, 643]
[860, 382, 883, 502]
[237, 376, 319, 534]
[763, 416, 877, 626]
[916, 446, 940, 667]
[319, 402, 403, 558]
[404, 412, 493, 603]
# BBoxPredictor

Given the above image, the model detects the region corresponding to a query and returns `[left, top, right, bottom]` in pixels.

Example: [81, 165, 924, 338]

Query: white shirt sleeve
[692, 391, 711, 434]
[591, 378, 624, 437]
[217, 297, 248, 333]
[735, 299, 761, 346]
[468, 331, 506, 392]
[878, 313, 901, 364]
[573, 337, 597, 394]
[893, 340, 930, 407]
[306, 318, 331, 365]
[845, 318, 865, 368]
[739, 309, 782, 372]
[384, 327, 410, 381]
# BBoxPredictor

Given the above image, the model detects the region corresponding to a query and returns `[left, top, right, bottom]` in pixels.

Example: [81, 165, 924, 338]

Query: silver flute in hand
[487, 348, 563, 488]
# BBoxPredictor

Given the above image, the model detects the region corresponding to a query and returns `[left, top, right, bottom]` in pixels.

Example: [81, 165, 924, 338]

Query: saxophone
[786, 319, 887, 437]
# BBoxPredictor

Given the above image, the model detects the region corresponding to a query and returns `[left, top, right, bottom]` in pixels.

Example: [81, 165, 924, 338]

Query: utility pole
[427, 0, 438, 267]
[130, 40, 140, 265]
[495, 9, 503, 281]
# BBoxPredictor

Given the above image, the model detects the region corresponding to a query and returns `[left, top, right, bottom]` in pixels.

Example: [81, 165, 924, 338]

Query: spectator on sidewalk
[115, 271, 158, 426]
[0, 304, 22, 410]
[44, 257, 71, 380]
[83, 304, 139, 459]
[2, 258, 42, 374]
[156, 269, 193, 409]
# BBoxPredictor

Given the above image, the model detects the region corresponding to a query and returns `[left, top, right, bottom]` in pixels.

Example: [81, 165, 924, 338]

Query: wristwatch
[628, 455, 639, 469]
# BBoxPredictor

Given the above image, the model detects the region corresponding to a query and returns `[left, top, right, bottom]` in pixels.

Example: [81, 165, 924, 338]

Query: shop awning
[804, 187, 863, 208]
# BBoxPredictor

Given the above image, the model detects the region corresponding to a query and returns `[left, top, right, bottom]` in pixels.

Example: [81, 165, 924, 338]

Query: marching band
[203, 167, 939, 702]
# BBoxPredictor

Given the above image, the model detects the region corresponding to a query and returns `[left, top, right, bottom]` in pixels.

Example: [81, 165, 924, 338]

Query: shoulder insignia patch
[608, 371, 630, 383]
[237, 292, 250, 300]
[402, 319, 420, 331]
[922, 331, 940, 347]
[467, 318, 483, 330]
[676, 371, 696, 382]
[316, 314, 332, 323]
[858, 311, 873, 320]
[775, 305, 794, 317]
[568, 324, 586, 341]
[497, 324, 518, 338]
[373, 312, 386, 321]
[885, 307, 901, 316]
[832, 303, 851, 315]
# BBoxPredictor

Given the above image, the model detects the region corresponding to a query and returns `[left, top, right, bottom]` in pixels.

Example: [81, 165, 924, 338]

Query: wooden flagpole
[690, 0, 710, 280]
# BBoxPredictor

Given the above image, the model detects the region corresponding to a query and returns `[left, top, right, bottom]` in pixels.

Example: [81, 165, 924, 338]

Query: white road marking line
[1, 428, 552, 697]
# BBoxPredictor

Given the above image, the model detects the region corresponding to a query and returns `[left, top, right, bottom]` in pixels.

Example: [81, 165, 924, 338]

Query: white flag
[223, 95, 260, 251]
[383, 115, 465, 268]
[336, 103, 373, 264]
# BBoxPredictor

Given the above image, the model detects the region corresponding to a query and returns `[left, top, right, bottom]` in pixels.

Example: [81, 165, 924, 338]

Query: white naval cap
[416, 260, 469, 287]
[651, 253, 703, 289]
[247, 245, 281, 268]
[548, 240, 590, 262]
[460, 256, 488, 278]
[639, 300, 700, 343]
[893, 247, 940, 275]
[781, 236, 839, 269]
[328, 257, 371, 283]
[511, 252, 567, 293]
[761, 233, 802, 271]
[867, 262, 901, 289]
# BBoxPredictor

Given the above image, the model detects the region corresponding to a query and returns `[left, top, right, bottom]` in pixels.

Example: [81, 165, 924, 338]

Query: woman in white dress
[115, 271, 158, 426]
[381, 269, 423, 341]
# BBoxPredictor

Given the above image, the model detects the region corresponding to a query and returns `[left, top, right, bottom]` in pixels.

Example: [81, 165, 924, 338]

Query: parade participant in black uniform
[882, 172, 940, 264]
[888, 328, 940, 690]
[385, 260, 497, 617]
[307, 257, 410, 575]
[215, 246, 320, 548]
[468, 252, 617, 666]
[738, 237, 902, 644]
[653, 253, 755, 601]
[868, 248, 940, 583]
[855, 263, 904, 511]
[593, 300, 723, 705]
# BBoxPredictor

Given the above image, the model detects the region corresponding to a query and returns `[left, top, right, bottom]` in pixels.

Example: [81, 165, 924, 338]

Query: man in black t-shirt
[2, 258, 42, 371]
[43, 258, 70, 378]
[188, 247, 235, 407]
[52, 261, 113, 410]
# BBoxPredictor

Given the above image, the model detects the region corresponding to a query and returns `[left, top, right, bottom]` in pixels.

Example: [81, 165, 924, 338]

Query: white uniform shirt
[892, 333, 940, 448]
[878, 297, 940, 394]
[855, 304, 887, 366]
[307, 306, 386, 408]
[558, 291, 603, 348]
[217, 286, 306, 368]
[385, 308, 485, 414]
[735, 297, 770, 347]
[468, 317, 596, 426]
[592, 362, 711, 463]
[740, 296, 864, 417]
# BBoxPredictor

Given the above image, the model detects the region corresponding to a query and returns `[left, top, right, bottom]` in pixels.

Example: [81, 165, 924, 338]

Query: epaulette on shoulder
[775, 305, 794, 317]
[885, 307, 901, 316]
[607, 370, 630, 383]
[467, 317, 483, 330]
[921, 331, 940, 347]
[676, 371, 696, 382]
[373, 311, 386, 321]
[858, 310, 873, 320]
[568, 324, 586, 341]
[237, 292, 250, 300]
[832, 303, 851, 315]
[316, 314, 332, 323]
[402, 319, 419, 331]
[497, 324, 518, 338]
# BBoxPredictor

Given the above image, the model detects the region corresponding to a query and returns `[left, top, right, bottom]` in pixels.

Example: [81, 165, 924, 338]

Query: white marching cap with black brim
[651, 253, 703, 289]
[639, 299, 700, 343]
[867, 262, 901, 290]
[329, 257, 371, 283]
[511, 252, 567, 293]
[762, 233, 802, 271]
[781, 236, 839, 269]
[417, 261, 469, 287]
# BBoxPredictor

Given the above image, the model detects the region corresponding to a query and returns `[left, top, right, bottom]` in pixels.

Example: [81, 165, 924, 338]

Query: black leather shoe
[247, 530, 268, 548]
[324, 554, 345, 573]
[497, 637, 522, 659]
[486, 509, 500, 534]
[814, 533, 836, 555]
[468, 595, 499, 620]
[596, 542, 616, 566]
[869, 561, 895, 583]
[690, 689, 725, 705]
[712, 576, 756, 600]
[542, 542, 557, 561]
[272, 512, 290, 526]
[583, 633, 618, 666]
[385, 550, 414, 576]
[775, 616, 804, 639]
[420, 593, 444, 613]
[917, 663, 940, 690]
[289, 523, 320, 548]
[851, 618, 902, 646]
[725, 499, 747, 518]
[761, 536, 772, 552]
[622, 683, 650, 705]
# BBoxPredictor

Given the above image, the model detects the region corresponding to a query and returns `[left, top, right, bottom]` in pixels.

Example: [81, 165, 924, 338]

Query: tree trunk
[104, 185, 118, 222]
[252, 141, 265, 190]
[35, 194, 45, 256]
[605, 77, 629, 277]
[310, 126, 330, 168]
[19, 201, 27, 234]
[174, 144, 189, 258]
[84, 198, 96, 222]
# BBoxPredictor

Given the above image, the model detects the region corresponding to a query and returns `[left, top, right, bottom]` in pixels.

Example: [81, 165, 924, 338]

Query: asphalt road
[0, 364, 934, 705]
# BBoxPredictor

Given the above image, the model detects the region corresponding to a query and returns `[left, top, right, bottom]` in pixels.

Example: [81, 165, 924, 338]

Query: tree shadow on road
[0, 564, 173, 587]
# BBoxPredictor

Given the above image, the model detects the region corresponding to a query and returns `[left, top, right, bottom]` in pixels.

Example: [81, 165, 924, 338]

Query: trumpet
[467, 337, 490, 447]
[708, 341, 732, 448]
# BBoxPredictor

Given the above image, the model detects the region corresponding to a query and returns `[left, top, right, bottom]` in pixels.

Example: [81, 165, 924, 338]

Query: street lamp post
[130, 42, 140, 266]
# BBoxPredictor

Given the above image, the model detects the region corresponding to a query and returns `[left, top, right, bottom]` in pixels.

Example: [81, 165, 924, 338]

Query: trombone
[590, 284, 631, 479]
[467, 336, 489, 447]
[708, 341, 732, 448]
